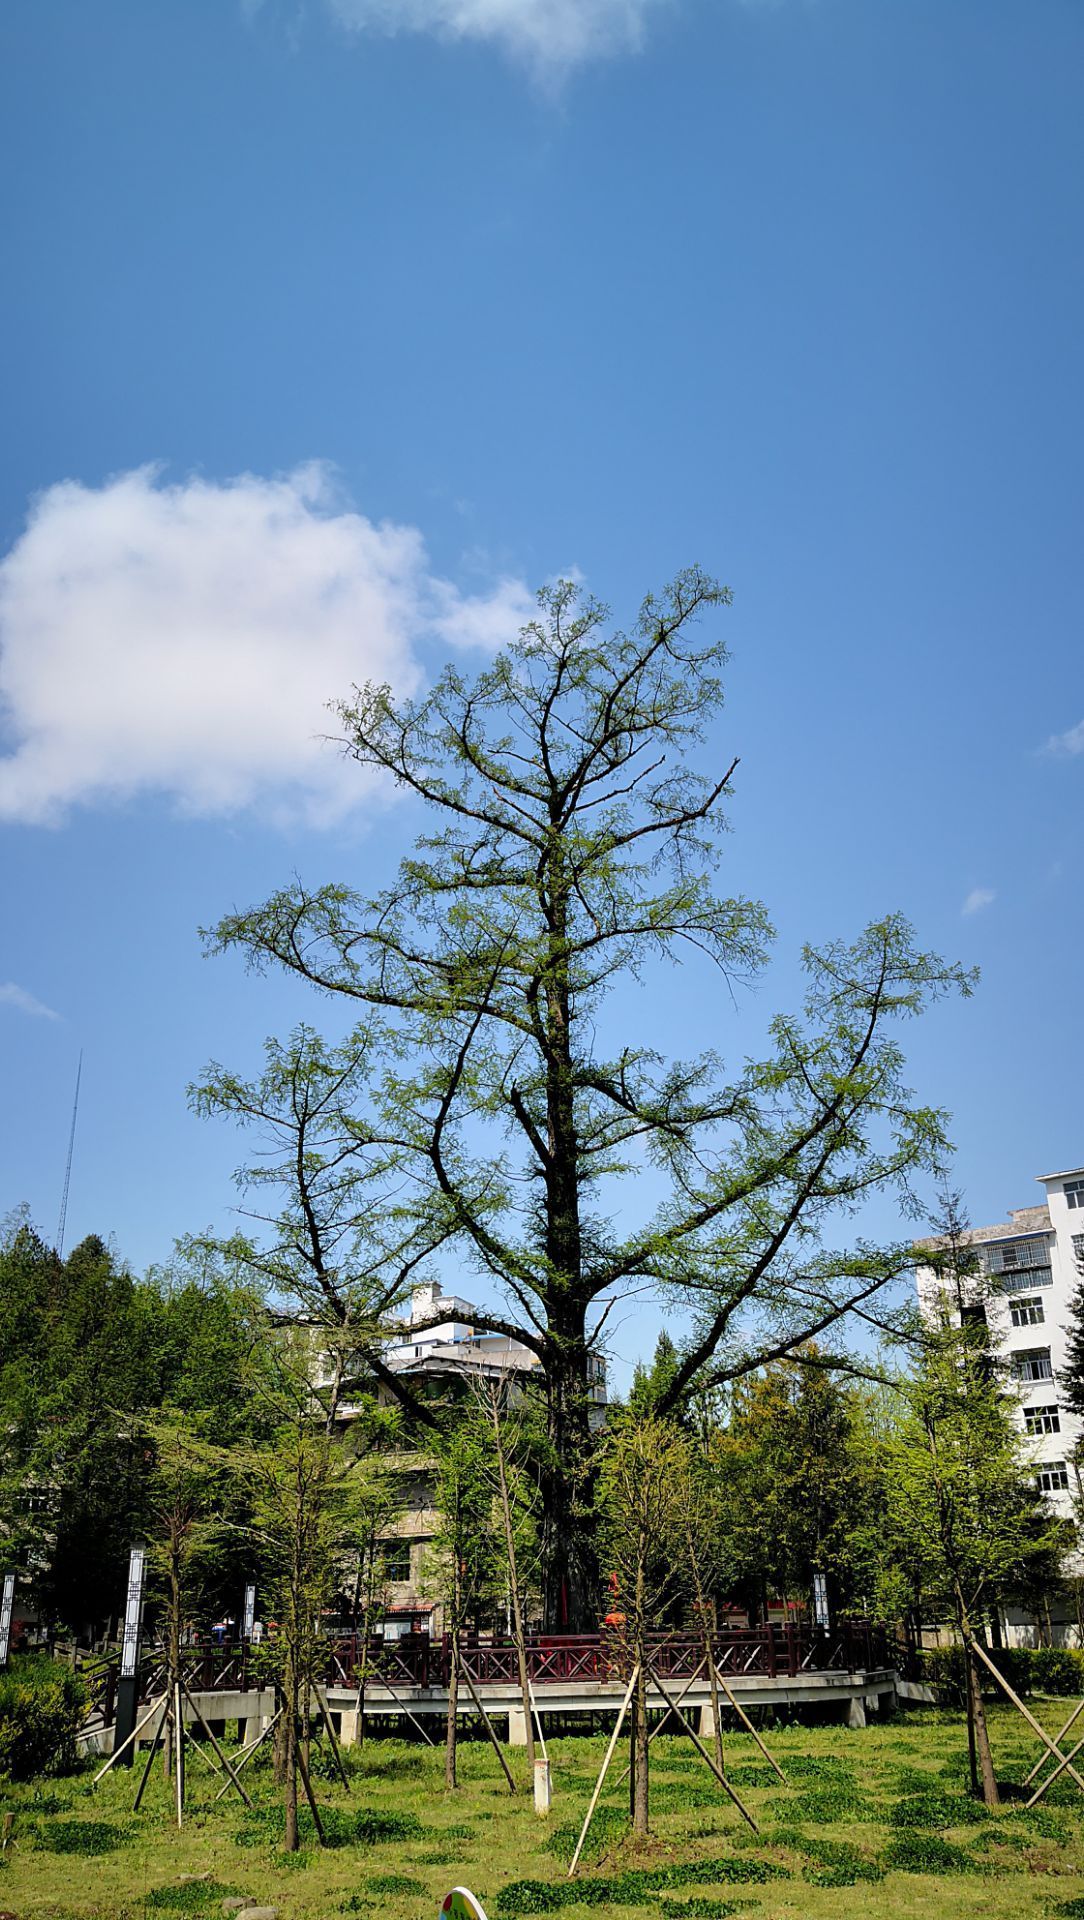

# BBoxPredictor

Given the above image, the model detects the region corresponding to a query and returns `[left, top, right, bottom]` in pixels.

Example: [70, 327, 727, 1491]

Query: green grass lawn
[3, 1706, 1084, 1919]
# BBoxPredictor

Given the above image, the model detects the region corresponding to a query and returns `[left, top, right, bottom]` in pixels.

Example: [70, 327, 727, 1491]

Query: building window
[1073, 1234, 1084, 1266]
[1066, 1181, 1084, 1210]
[984, 1237, 1053, 1290]
[379, 1541, 412, 1583]
[1037, 1461, 1071, 1494]
[1010, 1297, 1045, 1328]
[1012, 1348, 1053, 1383]
[1025, 1405, 1062, 1436]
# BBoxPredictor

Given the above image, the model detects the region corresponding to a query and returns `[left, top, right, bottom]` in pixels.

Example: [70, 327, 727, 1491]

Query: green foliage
[890, 1790, 988, 1827]
[0, 1214, 269, 1632]
[657, 1902, 753, 1919]
[772, 1783, 874, 1823]
[236, 1802, 425, 1849]
[771, 1830, 884, 1884]
[1014, 1804, 1070, 1841]
[0, 1659, 86, 1781]
[707, 1357, 879, 1615]
[495, 1856, 789, 1914]
[32, 1817, 131, 1853]
[882, 1831, 976, 1873]
[145, 1883, 239, 1910]
[772, 1752, 854, 1781]
[543, 1808, 627, 1861]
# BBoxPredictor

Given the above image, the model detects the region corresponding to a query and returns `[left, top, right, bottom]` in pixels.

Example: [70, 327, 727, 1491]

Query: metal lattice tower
[56, 1050, 83, 1260]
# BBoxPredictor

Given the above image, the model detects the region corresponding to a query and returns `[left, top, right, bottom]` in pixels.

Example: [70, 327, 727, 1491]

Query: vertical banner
[0, 1573, 15, 1669]
[113, 1544, 146, 1765]
[120, 1545, 145, 1677]
[813, 1571, 830, 1631]
[242, 1583, 256, 1642]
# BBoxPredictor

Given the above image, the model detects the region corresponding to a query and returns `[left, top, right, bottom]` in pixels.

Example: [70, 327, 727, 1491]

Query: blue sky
[1, 0, 1082, 1381]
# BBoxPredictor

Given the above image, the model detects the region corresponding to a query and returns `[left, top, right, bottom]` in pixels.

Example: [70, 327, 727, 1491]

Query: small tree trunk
[705, 1608, 724, 1776]
[488, 1387, 536, 1768]
[283, 1705, 299, 1852]
[445, 1631, 460, 1790]
[959, 1617, 999, 1807]
[273, 1701, 289, 1784]
[631, 1656, 649, 1835]
[164, 1537, 182, 1785]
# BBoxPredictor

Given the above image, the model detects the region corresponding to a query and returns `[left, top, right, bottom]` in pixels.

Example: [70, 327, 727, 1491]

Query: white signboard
[0, 1573, 15, 1667]
[813, 1571, 829, 1631]
[242, 1583, 256, 1641]
[119, 1545, 145, 1679]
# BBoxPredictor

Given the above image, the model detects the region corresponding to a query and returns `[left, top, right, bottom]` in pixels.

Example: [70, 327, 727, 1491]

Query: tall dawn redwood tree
[208, 569, 973, 1627]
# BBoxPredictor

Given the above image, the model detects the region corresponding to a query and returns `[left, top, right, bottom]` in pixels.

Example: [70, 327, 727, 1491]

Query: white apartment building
[916, 1164, 1084, 1522]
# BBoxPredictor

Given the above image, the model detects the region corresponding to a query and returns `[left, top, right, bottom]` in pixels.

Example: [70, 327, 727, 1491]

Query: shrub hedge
[918, 1645, 1084, 1701]
[0, 1659, 87, 1781]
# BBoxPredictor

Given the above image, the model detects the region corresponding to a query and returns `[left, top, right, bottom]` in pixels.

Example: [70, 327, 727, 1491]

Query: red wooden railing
[81, 1618, 892, 1708]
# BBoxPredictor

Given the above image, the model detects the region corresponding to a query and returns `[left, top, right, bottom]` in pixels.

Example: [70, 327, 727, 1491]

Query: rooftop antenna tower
[56, 1049, 83, 1260]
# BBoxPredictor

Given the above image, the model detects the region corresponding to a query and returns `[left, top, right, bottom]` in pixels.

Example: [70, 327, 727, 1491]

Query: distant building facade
[915, 1163, 1084, 1643]
[917, 1166, 1084, 1518]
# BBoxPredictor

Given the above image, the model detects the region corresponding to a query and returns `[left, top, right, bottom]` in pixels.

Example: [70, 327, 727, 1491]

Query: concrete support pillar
[846, 1695, 867, 1729]
[698, 1703, 716, 1740]
[338, 1709, 360, 1747]
[507, 1706, 529, 1747]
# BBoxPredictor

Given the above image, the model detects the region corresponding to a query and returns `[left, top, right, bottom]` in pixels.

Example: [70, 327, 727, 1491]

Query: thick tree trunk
[541, 1332, 599, 1629]
[538, 882, 602, 1632]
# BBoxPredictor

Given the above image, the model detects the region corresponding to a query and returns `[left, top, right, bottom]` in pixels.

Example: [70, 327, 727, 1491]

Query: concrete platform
[326, 1667, 900, 1741]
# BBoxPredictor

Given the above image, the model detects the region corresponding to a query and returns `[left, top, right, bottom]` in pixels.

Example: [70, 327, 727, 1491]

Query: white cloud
[962, 887, 996, 917]
[1045, 719, 1084, 757]
[322, 0, 672, 67]
[0, 464, 533, 829]
[0, 981, 60, 1020]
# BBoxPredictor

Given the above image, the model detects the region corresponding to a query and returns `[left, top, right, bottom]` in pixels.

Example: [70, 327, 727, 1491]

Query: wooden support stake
[460, 1665, 517, 1793]
[568, 1665, 639, 1878]
[528, 1678, 549, 1765]
[213, 1709, 283, 1802]
[1026, 1725, 1084, 1807]
[615, 1658, 705, 1787]
[92, 1696, 163, 1783]
[1025, 1695, 1084, 1786]
[970, 1639, 1084, 1798]
[315, 1687, 351, 1788]
[179, 1678, 254, 1809]
[296, 1738, 326, 1845]
[647, 1666, 758, 1834]
[132, 1703, 168, 1811]
[711, 1661, 787, 1783]
[372, 1670, 438, 1746]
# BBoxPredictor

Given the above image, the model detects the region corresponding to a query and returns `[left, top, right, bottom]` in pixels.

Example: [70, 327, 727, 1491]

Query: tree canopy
[206, 570, 974, 1624]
